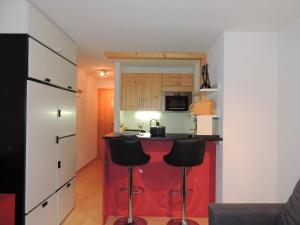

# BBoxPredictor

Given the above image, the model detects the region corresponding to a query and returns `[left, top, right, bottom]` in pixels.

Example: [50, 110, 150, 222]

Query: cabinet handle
[44, 78, 51, 83]
[56, 48, 62, 53]
[138, 99, 141, 108]
[67, 182, 72, 188]
[42, 201, 48, 208]
[68, 86, 72, 90]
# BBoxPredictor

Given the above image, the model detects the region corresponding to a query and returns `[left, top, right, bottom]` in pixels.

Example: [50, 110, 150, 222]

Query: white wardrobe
[0, 1, 77, 225]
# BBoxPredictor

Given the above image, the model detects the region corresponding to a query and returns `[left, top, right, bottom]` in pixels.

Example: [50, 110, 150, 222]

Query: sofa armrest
[209, 203, 284, 225]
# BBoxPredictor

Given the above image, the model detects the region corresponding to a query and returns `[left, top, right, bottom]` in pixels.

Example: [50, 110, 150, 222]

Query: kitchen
[101, 57, 222, 224]
[1, 0, 300, 225]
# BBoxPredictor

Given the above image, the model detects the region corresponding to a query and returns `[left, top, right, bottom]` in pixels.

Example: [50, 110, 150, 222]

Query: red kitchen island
[102, 133, 222, 224]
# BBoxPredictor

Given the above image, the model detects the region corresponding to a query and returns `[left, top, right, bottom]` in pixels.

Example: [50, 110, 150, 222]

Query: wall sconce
[100, 69, 109, 77]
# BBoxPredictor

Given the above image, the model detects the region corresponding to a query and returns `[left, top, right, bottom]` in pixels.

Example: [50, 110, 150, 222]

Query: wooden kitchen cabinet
[121, 74, 142, 110]
[121, 73, 162, 110]
[150, 74, 162, 110]
[163, 73, 193, 92]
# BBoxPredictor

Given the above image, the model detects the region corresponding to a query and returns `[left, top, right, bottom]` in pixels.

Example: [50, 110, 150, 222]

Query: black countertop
[103, 132, 222, 141]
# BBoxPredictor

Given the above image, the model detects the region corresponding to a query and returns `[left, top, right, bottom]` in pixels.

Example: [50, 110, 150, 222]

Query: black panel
[0, 34, 28, 225]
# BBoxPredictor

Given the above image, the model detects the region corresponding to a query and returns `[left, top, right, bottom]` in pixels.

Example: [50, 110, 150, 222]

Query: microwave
[163, 92, 192, 111]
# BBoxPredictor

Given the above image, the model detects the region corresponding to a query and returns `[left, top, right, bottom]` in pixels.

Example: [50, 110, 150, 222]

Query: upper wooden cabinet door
[121, 74, 162, 111]
[141, 74, 153, 110]
[163, 74, 192, 86]
[121, 74, 141, 110]
[162, 74, 193, 92]
[151, 74, 162, 110]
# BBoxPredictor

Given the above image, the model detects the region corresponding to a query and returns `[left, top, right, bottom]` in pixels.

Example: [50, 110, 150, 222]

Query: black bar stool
[163, 139, 206, 225]
[109, 137, 151, 225]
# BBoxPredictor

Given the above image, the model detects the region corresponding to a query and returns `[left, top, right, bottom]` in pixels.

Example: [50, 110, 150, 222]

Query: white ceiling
[29, 0, 300, 72]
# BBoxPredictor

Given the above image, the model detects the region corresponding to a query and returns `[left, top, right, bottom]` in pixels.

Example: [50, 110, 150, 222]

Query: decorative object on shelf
[189, 100, 215, 115]
[200, 64, 212, 89]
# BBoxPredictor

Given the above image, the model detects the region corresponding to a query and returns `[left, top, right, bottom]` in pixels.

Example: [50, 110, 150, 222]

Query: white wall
[209, 32, 279, 203]
[277, 19, 300, 202]
[0, 0, 28, 33]
[208, 34, 225, 202]
[98, 79, 114, 89]
[76, 69, 98, 170]
[223, 32, 278, 203]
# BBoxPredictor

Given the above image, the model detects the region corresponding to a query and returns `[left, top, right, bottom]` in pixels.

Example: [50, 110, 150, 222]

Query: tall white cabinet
[0, 1, 77, 225]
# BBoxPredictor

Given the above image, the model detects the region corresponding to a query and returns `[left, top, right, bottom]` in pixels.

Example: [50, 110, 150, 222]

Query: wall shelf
[193, 87, 220, 96]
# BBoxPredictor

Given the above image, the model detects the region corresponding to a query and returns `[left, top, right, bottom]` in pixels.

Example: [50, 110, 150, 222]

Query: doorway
[97, 88, 114, 158]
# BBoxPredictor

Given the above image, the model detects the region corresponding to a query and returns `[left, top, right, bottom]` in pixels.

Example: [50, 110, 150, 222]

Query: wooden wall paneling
[105, 51, 206, 61]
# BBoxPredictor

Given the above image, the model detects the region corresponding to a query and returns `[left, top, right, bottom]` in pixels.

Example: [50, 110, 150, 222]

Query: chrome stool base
[113, 216, 147, 225]
[166, 218, 199, 225]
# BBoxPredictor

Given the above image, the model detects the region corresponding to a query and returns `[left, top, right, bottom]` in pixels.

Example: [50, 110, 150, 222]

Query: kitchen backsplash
[120, 111, 194, 134]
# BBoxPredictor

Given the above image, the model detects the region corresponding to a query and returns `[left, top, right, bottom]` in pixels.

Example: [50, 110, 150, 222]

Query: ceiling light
[100, 69, 109, 77]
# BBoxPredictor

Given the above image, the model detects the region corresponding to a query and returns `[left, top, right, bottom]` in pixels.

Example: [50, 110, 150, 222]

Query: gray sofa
[209, 203, 283, 225]
[209, 179, 300, 225]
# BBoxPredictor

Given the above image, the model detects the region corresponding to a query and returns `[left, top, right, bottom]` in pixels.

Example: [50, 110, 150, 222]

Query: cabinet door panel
[179, 74, 193, 86]
[58, 136, 76, 187]
[25, 193, 57, 225]
[162, 74, 193, 87]
[59, 58, 77, 91]
[58, 179, 75, 224]
[151, 74, 162, 110]
[28, 38, 60, 85]
[141, 74, 153, 110]
[28, 4, 77, 64]
[121, 74, 141, 110]
[25, 81, 58, 213]
[58, 91, 76, 137]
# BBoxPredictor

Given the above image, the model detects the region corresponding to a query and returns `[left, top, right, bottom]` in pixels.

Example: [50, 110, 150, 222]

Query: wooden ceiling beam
[105, 51, 207, 61]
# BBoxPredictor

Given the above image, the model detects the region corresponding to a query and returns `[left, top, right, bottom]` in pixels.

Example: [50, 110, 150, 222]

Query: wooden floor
[62, 159, 103, 225]
[62, 159, 208, 225]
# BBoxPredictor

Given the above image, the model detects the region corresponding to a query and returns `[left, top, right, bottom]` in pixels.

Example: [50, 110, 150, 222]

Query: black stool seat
[164, 139, 205, 167]
[109, 137, 150, 166]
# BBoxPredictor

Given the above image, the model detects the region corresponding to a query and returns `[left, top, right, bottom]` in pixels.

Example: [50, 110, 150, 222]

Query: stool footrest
[169, 188, 193, 196]
[120, 186, 145, 195]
